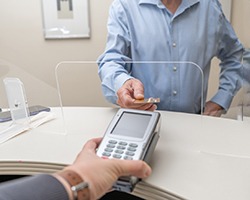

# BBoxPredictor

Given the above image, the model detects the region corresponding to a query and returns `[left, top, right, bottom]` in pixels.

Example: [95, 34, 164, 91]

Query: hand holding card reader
[96, 108, 161, 193]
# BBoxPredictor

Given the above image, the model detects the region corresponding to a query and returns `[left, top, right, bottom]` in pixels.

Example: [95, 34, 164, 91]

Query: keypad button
[115, 150, 124, 154]
[107, 144, 116, 148]
[124, 156, 133, 160]
[109, 140, 117, 144]
[104, 148, 113, 152]
[125, 151, 135, 156]
[102, 152, 111, 157]
[113, 154, 122, 159]
[119, 141, 128, 146]
[117, 145, 126, 150]
[129, 143, 138, 148]
[127, 147, 137, 152]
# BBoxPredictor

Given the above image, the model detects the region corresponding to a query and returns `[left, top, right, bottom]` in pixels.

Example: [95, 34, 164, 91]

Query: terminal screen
[111, 112, 151, 138]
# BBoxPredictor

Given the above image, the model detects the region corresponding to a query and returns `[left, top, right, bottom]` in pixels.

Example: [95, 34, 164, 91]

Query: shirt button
[173, 91, 177, 95]
[173, 66, 177, 71]
[172, 42, 176, 47]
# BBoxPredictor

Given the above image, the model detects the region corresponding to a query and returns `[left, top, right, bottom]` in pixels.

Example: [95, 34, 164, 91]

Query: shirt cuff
[210, 90, 234, 111]
[114, 73, 134, 92]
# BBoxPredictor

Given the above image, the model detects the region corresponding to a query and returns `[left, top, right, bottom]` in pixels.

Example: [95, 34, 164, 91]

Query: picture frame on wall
[41, 0, 90, 39]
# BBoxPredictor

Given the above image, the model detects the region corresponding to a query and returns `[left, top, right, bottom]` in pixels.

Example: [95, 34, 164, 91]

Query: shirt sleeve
[0, 174, 69, 200]
[97, 0, 133, 104]
[211, 4, 243, 110]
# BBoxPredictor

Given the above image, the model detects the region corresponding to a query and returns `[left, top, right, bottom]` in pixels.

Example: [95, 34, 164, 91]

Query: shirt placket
[169, 19, 180, 111]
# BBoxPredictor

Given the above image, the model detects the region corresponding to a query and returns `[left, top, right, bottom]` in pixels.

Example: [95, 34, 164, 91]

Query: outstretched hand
[116, 79, 157, 111]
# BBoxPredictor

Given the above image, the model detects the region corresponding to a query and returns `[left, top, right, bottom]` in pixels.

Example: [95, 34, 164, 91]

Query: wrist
[54, 174, 74, 200]
[56, 169, 90, 200]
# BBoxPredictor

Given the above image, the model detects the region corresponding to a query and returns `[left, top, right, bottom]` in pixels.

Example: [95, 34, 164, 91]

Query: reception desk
[0, 107, 250, 200]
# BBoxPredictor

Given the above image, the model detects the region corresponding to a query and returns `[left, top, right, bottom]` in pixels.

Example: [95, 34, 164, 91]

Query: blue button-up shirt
[243, 49, 250, 86]
[98, 0, 243, 113]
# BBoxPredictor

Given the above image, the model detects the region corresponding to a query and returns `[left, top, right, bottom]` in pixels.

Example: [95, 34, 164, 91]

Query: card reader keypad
[102, 140, 139, 160]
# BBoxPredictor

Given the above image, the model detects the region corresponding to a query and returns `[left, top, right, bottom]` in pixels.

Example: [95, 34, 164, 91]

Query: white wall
[231, 0, 250, 48]
[219, 0, 232, 20]
[0, 0, 248, 109]
[0, 0, 113, 107]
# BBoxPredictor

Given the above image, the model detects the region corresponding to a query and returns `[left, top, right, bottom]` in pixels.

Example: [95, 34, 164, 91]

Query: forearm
[215, 14, 244, 109]
[0, 174, 69, 200]
[98, 62, 133, 104]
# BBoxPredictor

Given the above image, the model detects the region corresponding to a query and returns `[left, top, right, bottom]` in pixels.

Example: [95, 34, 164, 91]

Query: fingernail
[137, 94, 144, 99]
[144, 168, 151, 177]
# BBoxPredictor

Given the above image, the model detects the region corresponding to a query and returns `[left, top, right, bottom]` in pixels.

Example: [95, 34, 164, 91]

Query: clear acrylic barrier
[55, 61, 113, 107]
[55, 61, 116, 134]
[55, 61, 204, 110]
[55, 59, 244, 120]
[55, 61, 204, 135]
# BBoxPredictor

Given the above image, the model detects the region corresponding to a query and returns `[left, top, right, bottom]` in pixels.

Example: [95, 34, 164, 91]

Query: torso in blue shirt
[98, 0, 243, 113]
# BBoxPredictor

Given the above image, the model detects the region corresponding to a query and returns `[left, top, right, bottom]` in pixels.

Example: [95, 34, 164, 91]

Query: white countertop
[1, 107, 250, 200]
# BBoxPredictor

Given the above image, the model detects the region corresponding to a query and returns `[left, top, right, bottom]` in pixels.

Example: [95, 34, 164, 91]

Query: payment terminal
[96, 108, 161, 192]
